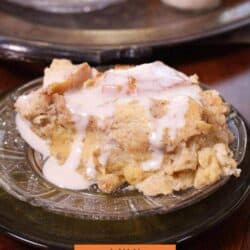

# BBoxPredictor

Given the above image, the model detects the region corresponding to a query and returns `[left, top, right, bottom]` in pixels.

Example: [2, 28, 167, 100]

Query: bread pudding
[15, 59, 240, 195]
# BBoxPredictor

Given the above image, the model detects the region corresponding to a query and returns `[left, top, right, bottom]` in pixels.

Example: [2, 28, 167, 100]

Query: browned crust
[46, 63, 92, 95]
[114, 64, 134, 70]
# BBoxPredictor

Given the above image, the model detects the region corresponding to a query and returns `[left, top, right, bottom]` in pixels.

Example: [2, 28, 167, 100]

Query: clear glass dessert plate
[0, 78, 247, 221]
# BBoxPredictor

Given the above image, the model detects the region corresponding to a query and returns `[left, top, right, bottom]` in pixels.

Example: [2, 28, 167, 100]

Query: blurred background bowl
[5, 0, 125, 13]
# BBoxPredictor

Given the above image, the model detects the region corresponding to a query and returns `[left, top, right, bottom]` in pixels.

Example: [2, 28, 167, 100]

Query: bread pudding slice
[15, 59, 239, 195]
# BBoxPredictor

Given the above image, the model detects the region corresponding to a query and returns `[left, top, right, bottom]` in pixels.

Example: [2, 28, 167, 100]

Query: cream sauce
[42, 115, 93, 190]
[43, 130, 93, 190]
[154, 96, 189, 141]
[85, 157, 97, 179]
[100, 61, 190, 92]
[64, 61, 198, 128]
[141, 151, 164, 171]
[43, 157, 92, 190]
[16, 114, 50, 157]
[16, 114, 92, 190]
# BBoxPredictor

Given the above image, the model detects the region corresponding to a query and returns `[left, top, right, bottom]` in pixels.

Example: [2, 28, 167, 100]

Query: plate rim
[0, 179, 249, 249]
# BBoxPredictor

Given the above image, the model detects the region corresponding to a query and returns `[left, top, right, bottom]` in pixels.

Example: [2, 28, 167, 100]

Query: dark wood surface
[0, 46, 249, 250]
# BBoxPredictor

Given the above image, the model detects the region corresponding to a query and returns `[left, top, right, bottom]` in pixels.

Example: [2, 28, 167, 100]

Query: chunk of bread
[49, 124, 75, 164]
[111, 101, 151, 153]
[163, 98, 211, 152]
[14, 89, 51, 119]
[44, 59, 92, 94]
[194, 146, 223, 188]
[136, 171, 174, 196]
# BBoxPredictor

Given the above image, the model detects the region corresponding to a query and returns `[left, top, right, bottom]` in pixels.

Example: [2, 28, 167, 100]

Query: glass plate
[0, 78, 247, 221]
[0, 78, 249, 248]
[0, 0, 249, 63]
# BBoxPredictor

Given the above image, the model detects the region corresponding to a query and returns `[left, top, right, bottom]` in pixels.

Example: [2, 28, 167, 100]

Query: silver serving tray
[0, 0, 249, 63]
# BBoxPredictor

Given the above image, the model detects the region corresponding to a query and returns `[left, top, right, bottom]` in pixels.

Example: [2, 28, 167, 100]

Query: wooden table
[0, 45, 249, 250]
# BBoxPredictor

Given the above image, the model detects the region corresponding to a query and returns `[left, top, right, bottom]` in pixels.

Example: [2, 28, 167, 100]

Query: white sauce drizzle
[16, 114, 50, 157]
[100, 61, 189, 92]
[64, 84, 116, 119]
[97, 142, 115, 167]
[64, 61, 192, 120]
[141, 151, 164, 171]
[43, 157, 92, 190]
[98, 151, 109, 166]
[43, 129, 93, 190]
[16, 114, 92, 190]
[85, 157, 97, 179]
[154, 96, 189, 142]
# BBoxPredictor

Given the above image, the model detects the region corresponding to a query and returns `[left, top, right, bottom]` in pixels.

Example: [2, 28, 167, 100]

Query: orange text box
[75, 244, 176, 250]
